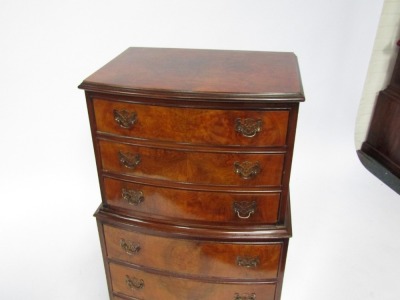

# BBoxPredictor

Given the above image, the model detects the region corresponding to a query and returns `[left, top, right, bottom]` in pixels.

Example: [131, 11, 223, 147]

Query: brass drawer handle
[113, 109, 137, 129]
[125, 275, 144, 290]
[234, 161, 261, 179]
[122, 188, 144, 206]
[234, 293, 256, 300]
[119, 151, 141, 169]
[233, 201, 257, 219]
[235, 118, 262, 138]
[236, 256, 260, 268]
[120, 238, 141, 255]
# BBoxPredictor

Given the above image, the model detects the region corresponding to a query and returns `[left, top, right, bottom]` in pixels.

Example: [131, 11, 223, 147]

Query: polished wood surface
[109, 263, 277, 300]
[96, 203, 292, 241]
[80, 47, 304, 300]
[362, 90, 400, 177]
[99, 139, 285, 186]
[362, 45, 400, 179]
[93, 98, 290, 146]
[79, 47, 304, 101]
[103, 177, 281, 224]
[105, 224, 281, 279]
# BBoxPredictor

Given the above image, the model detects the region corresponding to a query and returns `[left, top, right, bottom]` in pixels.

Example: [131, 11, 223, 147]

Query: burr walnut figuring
[79, 47, 305, 300]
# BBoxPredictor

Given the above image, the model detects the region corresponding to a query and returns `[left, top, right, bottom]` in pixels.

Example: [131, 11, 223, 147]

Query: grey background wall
[1, 1, 399, 299]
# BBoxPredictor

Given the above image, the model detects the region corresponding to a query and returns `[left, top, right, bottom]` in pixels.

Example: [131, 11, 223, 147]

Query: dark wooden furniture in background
[360, 42, 400, 194]
[79, 47, 305, 300]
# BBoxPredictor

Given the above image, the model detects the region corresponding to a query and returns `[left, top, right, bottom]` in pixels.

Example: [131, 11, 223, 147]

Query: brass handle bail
[234, 161, 261, 179]
[122, 188, 144, 206]
[233, 201, 257, 219]
[125, 275, 144, 290]
[234, 293, 256, 300]
[120, 239, 141, 255]
[235, 118, 262, 138]
[119, 151, 141, 169]
[236, 256, 260, 268]
[114, 109, 137, 129]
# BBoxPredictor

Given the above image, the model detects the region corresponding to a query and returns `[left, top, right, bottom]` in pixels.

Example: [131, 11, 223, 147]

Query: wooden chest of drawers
[79, 47, 304, 300]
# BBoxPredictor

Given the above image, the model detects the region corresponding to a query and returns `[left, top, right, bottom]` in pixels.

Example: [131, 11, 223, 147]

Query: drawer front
[110, 263, 277, 300]
[104, 225, 282, 280]
[99, 140, 284, 186]
[103, 177, 281, 224]
[93, 98, 289, 146]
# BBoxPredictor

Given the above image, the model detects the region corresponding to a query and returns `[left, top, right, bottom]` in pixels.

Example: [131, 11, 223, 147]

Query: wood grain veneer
[104, 224, 281, 279]
[110, 263, 277, 300]
[102, 177, 281, 225]
[79, 47, 304, 300]
[93, 98, 290, 146]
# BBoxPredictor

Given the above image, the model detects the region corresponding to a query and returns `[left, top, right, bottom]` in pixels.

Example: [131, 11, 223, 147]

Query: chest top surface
[79, 47, 304, 102]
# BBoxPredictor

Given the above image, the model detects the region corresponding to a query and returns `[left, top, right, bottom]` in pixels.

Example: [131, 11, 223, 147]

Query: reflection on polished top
[80, 47, 305, 100]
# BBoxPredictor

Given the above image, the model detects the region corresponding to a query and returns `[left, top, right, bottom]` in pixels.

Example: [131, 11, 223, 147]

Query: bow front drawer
[99, 140, 284, 186]
[103, 177, 281, 224]
[93, 98, 289, 146]
[104, 225, 282, 280]
[109, 263, 276, 300]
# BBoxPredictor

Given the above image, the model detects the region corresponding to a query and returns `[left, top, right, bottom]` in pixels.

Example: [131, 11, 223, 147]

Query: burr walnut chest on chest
[79, 47, 304, 300]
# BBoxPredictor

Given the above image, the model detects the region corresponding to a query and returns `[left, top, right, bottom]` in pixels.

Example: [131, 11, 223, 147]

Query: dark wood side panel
[278, 103, 299, 223]
[362, 89, 400, 177]
[96, 219, 113, 300]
